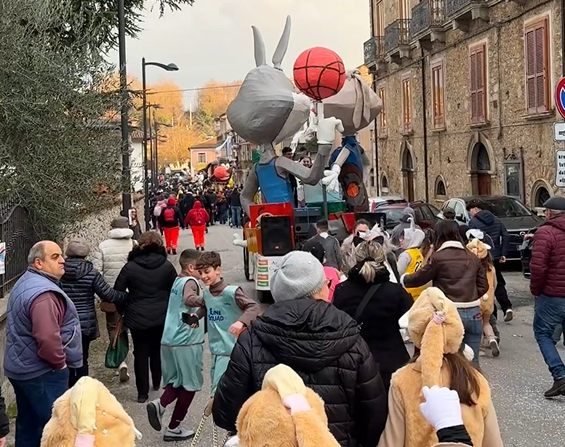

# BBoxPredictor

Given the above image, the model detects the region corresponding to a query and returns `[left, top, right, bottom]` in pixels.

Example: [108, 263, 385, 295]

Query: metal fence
[0, 201, 39, 298]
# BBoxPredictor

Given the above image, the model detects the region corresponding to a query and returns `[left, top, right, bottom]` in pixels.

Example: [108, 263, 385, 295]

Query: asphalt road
[85, 224, 563, 447]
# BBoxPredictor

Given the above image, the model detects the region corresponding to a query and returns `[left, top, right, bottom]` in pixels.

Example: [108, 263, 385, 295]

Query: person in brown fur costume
[40, 376, 142, 447]
[378, 287, 503, 447]
[234, 364, 480, 447]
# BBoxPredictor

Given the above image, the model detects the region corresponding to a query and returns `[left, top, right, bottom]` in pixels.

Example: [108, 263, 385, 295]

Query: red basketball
[293, 47, 346, 101]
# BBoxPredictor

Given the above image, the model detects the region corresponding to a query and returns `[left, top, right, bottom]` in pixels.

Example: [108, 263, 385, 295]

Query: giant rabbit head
[227, 16, 311, 146]
[322, 70, 382, 136]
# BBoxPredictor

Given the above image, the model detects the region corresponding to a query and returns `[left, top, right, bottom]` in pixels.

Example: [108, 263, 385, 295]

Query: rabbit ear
[272, 15, 292, 69]
[251, 26, 267, 67]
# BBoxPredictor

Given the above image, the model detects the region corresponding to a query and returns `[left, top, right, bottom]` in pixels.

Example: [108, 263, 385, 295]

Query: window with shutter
[525, 18, 550, 114]
[373, 0, 384, 36]
[469, 44, 487, 123]
[431, 61, 445, 128]
[378, 87, 387, 131]
[402, 77, 412, 132]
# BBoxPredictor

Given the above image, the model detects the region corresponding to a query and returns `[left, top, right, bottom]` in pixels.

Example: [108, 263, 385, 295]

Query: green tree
[0, 0, 124, 236]
[18, 0, 197, 51]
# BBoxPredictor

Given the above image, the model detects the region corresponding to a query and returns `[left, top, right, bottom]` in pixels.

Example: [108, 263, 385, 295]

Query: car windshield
[383, 209, 405, 228]
[484, 198, 531, 218]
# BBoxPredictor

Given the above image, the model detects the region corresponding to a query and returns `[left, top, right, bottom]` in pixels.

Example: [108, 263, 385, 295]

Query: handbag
[353, 284, 381, 325]
[105, 317, 129, 369]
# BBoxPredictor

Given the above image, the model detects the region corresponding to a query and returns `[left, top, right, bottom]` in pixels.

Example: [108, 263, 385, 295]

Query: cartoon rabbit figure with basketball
[227, 15, 382, 220]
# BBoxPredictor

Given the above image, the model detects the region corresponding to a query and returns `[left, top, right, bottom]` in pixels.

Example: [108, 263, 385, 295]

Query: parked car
[369, 195, 407, 212]
[441, 195, 543, 261]
[375, 200, 443, 231]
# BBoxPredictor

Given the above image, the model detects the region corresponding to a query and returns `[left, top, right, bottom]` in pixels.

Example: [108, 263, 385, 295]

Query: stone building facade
[364, 0, 562, 209]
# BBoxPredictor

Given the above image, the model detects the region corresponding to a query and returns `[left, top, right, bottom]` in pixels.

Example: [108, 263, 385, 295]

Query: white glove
[317, 116, 344, 145]
[224, 435, 240, 447]
[419, 386, 463, 431]
[232, 233, 248, 248]
[321, 164, 341, 194]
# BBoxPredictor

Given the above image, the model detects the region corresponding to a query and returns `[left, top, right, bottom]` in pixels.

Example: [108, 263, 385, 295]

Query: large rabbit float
[227, 16, 344, 216]
[320, 71, 382, 211]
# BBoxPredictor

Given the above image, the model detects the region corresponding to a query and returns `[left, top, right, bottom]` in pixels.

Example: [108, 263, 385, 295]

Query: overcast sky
[109, 0, 370, 107]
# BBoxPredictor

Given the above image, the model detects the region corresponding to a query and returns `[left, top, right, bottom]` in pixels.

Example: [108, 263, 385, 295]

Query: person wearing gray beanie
[270, 251, 328, 302]
[65, 239, 91, 258]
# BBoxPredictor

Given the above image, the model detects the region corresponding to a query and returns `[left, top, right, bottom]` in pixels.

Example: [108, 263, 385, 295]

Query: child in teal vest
[146, 249, 206, 442]
[196, 251, 261, 396]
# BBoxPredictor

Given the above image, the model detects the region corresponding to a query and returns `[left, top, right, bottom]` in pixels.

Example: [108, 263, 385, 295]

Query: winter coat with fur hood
[92, 228, 136, 287]
[114, 245, 177, 330]
[213, 298, 388, 447]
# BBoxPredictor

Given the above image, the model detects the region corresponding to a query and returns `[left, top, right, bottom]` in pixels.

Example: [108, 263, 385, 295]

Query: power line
[146, 83, 243, 95]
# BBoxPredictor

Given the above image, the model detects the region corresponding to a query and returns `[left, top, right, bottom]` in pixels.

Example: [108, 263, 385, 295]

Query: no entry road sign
[556, 77, 565, 119]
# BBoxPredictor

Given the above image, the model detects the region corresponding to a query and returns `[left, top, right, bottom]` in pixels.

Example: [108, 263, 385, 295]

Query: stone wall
[62, 196, 144, 253]
[0, 195, 145, 410]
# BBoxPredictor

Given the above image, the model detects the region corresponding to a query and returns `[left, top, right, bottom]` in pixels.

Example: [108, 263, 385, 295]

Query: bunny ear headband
[466, 229, 492, 250]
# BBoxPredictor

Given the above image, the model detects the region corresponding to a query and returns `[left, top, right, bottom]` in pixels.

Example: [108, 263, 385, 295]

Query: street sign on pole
[556, 150, 565, 187]
[554, 122, 565, 141]
[555, 77, 565, 118]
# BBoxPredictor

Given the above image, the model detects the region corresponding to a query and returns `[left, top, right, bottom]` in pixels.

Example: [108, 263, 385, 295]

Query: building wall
[370, 0, 561, 208]
[190, 147, 218, 174]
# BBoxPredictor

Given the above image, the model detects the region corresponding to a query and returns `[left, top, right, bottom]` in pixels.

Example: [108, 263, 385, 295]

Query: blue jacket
[4, 269, 83, 381]
[468, 210, 509, 260]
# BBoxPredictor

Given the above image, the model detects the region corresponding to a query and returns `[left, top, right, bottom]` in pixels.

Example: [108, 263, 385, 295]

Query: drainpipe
[420, 47, 430, 202]
[373, 77, 380, 196]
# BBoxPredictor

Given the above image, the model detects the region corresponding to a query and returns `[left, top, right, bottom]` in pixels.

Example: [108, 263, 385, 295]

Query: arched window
[435, 176, 447, 197]
[381, 174, 389, 194]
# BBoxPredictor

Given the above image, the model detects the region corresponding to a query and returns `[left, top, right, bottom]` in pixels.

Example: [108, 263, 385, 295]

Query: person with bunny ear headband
[226, 16, 344, 216]
[466, 236, 500, 357]
[378, 287, 503, 447]
[40, 376, 142, 447]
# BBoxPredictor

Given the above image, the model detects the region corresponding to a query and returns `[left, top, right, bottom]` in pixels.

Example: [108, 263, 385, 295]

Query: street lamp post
[118, 0, 130, 215]
[142, 59, 178, 230]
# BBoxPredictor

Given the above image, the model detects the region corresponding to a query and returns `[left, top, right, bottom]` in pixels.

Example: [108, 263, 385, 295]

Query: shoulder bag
[353, 284, 381, 325]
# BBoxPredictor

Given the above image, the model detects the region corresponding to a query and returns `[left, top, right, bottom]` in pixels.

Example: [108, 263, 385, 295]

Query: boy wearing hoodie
[147, 249, 205, 442]
[397, 218, 427, 301]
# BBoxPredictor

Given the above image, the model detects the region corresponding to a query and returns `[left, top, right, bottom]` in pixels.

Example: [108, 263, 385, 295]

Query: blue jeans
[457, 306, 482, 367]
[231, 206, 242, 227]
[534, 295, 565, 380]
[11, 368, 69, 447]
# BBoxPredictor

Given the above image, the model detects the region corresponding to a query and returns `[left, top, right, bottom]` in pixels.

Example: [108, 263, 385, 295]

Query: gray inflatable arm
[276, 143, 333, 186]
[240, 167, 259, 216]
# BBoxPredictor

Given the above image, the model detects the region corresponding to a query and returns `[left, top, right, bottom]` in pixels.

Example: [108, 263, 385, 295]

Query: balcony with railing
[364, 36, 385, 67]
[445, 0, 489, 29]
[410, 0, 445, 44]
[384, 19, 411, 63]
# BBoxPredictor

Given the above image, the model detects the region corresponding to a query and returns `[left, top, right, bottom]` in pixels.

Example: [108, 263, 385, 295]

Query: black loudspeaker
[261, 216, 294, 256]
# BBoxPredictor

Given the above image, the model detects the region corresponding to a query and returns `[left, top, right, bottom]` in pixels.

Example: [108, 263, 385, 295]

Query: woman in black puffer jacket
[114, 231, 177, 402]
[60, 239, 126, 387]
[213, 251, 388, 447]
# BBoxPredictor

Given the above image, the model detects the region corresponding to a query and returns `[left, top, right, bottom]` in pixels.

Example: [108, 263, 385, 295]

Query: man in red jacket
[530, 196, 565, 398]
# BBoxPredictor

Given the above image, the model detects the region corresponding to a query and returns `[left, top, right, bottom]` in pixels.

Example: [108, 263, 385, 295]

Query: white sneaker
[119, 363, 130, 383]
[163, 427, 195, 442]
[504, 309, 514, 322]
[147, 399, 165, 431]
[225, 435, 240, 447]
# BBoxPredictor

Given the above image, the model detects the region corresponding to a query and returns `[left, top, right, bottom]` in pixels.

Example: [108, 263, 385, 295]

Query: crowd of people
[3, 191, 565, 447]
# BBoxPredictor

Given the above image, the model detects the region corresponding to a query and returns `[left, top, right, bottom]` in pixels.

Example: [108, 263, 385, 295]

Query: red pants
[163, 226, 180, 249]
[191, 225, 206, 248]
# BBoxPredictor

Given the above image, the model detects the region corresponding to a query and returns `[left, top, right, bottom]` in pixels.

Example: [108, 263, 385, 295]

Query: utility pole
[118, 0, 131, 214]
